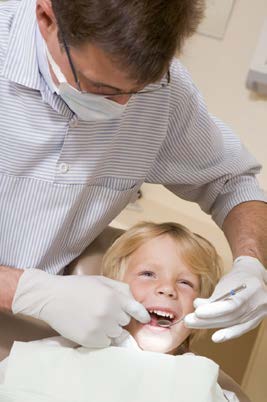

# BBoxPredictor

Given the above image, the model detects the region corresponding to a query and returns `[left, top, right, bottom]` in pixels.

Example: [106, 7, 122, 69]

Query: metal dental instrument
[157, 316, 184, 328]
[209, 283, 247, 302]
[157, 284, 247, 328]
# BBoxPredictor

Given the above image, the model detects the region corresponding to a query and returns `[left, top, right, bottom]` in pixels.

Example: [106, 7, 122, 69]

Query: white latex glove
[184, 256, 267, 342]
[12, 269, 150, 347]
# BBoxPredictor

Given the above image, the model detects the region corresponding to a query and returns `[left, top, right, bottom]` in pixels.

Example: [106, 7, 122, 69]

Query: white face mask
[46, 46, 128, 121]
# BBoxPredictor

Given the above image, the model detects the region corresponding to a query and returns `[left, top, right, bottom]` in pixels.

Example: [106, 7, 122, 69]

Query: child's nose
[156, 283, 177, 298]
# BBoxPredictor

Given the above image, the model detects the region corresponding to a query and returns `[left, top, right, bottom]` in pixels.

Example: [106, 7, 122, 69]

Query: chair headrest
[66, 226, 124, 276]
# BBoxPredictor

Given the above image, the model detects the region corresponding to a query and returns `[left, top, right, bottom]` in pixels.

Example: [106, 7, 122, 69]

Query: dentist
[0, 0, 266, 347]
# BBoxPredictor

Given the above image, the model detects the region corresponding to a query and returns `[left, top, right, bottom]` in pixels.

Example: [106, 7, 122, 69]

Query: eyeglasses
[60, 31, 170, 98]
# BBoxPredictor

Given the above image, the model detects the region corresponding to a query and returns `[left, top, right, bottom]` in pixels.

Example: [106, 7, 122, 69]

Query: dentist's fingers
[184, 313, 226, 329]
[85, 332, 111, 348]
[105, 321, 125, 338]
[193, 297, 210, 308]
[100, 276, 150, 324]
[194, 298, 244, 319]
[122, 298, 150, 323]
[184, 310, 250, 329]
[112, 329, 130, 345]
[100, 276, 134, 297]
[211, 316, 263, 343]
[117, 311, 131, 327]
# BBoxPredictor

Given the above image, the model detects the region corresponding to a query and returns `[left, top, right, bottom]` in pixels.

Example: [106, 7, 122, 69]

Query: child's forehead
[128, 242, 196, 274]
[133, 234, 188, 257]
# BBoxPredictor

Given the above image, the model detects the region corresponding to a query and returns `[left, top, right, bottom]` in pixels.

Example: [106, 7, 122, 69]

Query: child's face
[122, 234, 200, 354]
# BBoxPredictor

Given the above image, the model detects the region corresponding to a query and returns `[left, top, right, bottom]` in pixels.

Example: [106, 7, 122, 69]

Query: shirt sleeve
[146, 61, 267, 227]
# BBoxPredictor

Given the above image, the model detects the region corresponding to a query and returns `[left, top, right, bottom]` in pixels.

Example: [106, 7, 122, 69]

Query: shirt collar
[36, 23, 57, 93]
[1, 0, 42, 91]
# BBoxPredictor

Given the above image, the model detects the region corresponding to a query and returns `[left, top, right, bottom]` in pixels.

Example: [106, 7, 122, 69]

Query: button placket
[55, 119, 78, 180]
[69, 116, 79, 128]
[59, 162, 69, 174]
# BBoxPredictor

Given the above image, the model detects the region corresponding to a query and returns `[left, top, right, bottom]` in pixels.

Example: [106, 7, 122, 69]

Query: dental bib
[0, 339, 226, 402]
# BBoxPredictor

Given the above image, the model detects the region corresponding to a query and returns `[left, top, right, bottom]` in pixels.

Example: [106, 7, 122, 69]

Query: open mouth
[147, 309, 177, 327]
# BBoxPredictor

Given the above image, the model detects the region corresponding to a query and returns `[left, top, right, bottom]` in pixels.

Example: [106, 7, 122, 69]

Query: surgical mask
[46, 46, 128, 121]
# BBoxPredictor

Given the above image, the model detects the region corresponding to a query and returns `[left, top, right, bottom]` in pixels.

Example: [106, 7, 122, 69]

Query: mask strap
[46, 44, 67, 85]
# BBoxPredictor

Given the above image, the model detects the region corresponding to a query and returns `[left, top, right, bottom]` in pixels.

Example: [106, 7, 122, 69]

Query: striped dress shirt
[0, 0, 266, 274]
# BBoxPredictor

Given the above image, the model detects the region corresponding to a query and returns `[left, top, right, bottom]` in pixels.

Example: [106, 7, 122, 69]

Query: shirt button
[59, 163, 69, 174]
[69, 118, 78, 128]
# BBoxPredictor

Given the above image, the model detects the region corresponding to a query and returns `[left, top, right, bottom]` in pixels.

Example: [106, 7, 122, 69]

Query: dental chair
[0, 226, 251, 401]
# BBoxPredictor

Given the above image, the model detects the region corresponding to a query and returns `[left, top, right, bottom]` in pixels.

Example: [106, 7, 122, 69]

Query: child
[101, 221, 223, 355]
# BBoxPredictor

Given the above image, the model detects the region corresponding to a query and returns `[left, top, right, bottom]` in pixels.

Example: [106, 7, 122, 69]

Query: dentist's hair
[102, 221, 223, 299]
[51, 0, 205, 85]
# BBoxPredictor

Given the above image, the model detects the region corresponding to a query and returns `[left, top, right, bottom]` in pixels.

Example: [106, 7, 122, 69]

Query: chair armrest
[0, 311, 57, 361]
[218, 369, 251, 402]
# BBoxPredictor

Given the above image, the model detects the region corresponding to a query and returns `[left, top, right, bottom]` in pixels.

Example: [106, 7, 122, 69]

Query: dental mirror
[157, 316, 184, 328]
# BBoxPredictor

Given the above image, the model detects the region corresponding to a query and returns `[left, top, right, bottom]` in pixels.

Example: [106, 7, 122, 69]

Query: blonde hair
[101, 221, 224, 347]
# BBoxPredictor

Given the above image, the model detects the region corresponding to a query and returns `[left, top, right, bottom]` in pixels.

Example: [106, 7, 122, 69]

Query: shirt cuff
[211, 175, 267, 228]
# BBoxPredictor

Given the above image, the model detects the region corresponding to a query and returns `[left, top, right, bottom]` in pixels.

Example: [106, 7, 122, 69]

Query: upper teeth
[148, 309, 174, 319]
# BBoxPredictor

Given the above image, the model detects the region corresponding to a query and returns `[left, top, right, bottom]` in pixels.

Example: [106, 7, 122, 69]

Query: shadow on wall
[192, 326, 260, 385]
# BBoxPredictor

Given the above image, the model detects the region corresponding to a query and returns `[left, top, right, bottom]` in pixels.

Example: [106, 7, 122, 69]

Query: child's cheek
[129, 281, 148, 303]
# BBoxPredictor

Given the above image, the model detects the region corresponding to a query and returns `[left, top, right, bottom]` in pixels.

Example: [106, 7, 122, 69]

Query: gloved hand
[12, 269, 150, 347]
[184, 256, 267, 342]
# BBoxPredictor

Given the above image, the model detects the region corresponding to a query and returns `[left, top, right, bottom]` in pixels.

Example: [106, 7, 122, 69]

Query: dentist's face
[122, 234, 200, 354]
[36, 0, 142, 105]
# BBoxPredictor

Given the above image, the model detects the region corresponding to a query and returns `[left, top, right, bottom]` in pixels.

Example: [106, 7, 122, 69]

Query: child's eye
[139, 271, 155, 278]
[178, 280, 194, 288]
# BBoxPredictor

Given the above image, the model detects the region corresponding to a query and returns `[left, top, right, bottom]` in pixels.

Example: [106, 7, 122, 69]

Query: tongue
[149, 315, 159, 326]
[149, 313, 169, 327]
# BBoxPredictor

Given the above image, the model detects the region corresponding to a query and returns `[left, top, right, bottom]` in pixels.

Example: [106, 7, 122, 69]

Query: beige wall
[242, 319, 267, 401]
[180, 0, 267, 192]
[113, 183, 233, 269]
